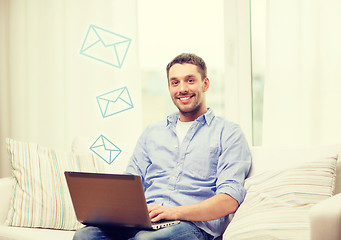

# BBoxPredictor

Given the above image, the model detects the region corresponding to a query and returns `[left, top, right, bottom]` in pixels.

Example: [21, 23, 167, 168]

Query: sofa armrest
[310, 193, 341, 240]
[0, 177, 13, 224]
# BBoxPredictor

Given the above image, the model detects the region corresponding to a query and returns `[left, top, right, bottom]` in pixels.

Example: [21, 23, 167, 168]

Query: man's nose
[179, 81, 188, 93]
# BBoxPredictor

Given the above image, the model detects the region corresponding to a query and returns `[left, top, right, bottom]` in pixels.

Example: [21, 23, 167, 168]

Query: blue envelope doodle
[80, 24, 131, 69]
[97, 86, 134, 118]
[90, 135, 121, 165]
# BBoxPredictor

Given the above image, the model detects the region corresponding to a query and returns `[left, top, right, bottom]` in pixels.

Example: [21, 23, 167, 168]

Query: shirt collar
[167, 108, 215, 126]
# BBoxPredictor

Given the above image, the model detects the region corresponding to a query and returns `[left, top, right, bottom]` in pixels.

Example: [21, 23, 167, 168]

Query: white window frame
[224, 0, 253, 144]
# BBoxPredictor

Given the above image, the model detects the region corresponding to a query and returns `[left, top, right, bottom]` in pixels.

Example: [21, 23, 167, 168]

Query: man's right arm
[125, 126, 152, 186]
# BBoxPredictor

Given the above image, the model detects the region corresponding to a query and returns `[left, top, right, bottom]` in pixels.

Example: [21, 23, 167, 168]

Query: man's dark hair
[166, 53, 207, 80]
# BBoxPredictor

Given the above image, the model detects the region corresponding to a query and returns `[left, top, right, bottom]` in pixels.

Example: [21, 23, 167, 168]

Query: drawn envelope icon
[90, 135, 121, 165]
[80, 24, 131, 69]
[96, 86, 134, 118]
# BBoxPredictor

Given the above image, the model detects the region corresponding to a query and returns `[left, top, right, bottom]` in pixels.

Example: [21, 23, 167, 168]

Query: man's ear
[203, 77, 210, 92]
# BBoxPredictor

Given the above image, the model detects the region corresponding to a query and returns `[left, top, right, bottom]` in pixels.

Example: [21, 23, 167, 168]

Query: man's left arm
[148, 193, 238, 222]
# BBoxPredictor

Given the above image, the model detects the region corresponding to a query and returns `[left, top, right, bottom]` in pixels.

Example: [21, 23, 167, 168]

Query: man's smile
[178, 95, 194, 103]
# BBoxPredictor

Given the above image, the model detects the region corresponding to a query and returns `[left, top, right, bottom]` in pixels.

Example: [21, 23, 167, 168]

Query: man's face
[168, 63, 209, 122]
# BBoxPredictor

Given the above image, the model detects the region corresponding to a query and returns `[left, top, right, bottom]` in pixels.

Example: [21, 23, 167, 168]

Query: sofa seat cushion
[0, 225, 74, 240]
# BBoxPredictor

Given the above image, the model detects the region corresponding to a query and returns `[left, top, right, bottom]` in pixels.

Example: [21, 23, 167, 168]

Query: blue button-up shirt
[126, 109, 251, 238]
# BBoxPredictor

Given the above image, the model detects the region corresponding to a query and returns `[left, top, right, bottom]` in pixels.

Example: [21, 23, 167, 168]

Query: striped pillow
[223, 156, 338, 240]
[5, 138, 104, 230]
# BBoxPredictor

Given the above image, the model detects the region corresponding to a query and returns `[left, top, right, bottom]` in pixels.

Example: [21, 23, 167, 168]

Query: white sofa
[0, 144, 340, 240]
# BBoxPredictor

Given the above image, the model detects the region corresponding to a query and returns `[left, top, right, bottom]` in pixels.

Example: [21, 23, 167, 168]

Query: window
[138, 0, 225, 127]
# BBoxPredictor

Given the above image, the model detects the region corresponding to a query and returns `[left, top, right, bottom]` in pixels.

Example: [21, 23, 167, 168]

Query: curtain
[0, 0, 141, 177]
[262, 0, 341, 147]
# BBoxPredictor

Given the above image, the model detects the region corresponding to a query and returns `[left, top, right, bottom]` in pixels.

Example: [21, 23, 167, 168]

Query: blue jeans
[73, 221, 211, 240]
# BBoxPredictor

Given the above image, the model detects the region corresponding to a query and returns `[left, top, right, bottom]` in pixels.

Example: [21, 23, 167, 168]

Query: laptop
[64, 171, 180, 230]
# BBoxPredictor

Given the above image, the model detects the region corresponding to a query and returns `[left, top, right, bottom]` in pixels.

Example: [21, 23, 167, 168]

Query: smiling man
[168, 61, 209, 122]
[73, 53, 251, 240]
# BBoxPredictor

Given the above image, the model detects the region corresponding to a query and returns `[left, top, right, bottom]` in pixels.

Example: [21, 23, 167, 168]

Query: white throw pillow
[223, 155, 338, 240]
[5, 138, 104, 230]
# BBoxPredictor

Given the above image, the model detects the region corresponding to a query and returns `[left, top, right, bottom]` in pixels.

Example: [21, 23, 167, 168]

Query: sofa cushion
[248, 145, 341, 194]
[0, 177, 12, 224]
[0, 225, 75, 240]
[5, 138, 104, 230]
[223, 150, 338, 240]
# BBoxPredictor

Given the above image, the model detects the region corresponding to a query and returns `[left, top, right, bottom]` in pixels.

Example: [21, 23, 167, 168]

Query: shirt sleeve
[125, 126, 152, 189]
[215, 123, 252, 205]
